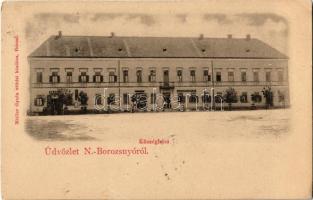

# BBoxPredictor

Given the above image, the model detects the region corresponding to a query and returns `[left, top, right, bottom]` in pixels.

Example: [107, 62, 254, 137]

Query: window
[123, 70, 128, 82]
[278, 71, 284, 82]
[251, 92, 262, 103]
[278, 90, 285, 102]
[253, 71, 259, 82]
[36, 72, 43, 83]
[75, 89, 79, 100]
[216, 72, 221, 82]
[228, 71, 234, 82]
[202, 92, 211, 103]
[95, 94, 102, 105]
[177, 70, 183, 82]
[241, 71, 247, 82]
[150, 93, 156, 104]
[34, 95, 45, 106]
[79, 72, 88, 83]
[240, 92, 248, 103]
[266, 71, 271, 82]
[66, 72, 72, 83]
[50, 71, 60, 83]
[123, 93, 129, 104]
[203, 70, 211, 82]
[163, 70, 169, 83]
[109, 71, 117, 83]
[35, 98, 43, 106]
[137, 70, 142, 83]
[107, 93, 115, 104]
[149, 70, 156, 82]
[190, 70, 196, 82]
[189, 93, 198, 103]
[94, 72, 103, 83]
[178, 93, 185, 103]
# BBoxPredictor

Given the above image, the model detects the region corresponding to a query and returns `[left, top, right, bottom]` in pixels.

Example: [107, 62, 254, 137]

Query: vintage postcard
[1, 0, 312, 199]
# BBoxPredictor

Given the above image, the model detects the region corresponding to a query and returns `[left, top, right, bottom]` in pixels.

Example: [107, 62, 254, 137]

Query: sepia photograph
[1, 1, 311, 199]
[26, 8, 290, 141]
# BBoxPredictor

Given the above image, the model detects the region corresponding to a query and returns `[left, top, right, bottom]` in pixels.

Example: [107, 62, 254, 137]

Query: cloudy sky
[25, 12, 288, 55]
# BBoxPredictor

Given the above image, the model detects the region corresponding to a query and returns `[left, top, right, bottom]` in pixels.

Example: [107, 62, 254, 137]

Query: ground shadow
[25, 118, 96, 141]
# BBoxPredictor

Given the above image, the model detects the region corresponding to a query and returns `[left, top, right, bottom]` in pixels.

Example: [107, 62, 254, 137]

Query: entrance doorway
[163, 92, 171, 109]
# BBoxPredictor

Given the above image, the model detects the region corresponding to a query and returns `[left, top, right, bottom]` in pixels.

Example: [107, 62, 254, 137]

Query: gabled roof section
[29, 35, 288, 59]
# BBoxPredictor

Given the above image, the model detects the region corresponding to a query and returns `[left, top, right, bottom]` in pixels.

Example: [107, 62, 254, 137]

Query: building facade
[28, 32, 289, 115]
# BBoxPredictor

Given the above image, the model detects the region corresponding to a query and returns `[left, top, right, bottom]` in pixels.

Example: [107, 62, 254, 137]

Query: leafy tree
[59, 90, 73, 106]
[78, 91, 88, 105]
[130, 93, 147, 111]
[223, 87, 237, 110]
[251, 92, 262, 103]
[262, 86, 274, 109]
[44, 89, 71, 115]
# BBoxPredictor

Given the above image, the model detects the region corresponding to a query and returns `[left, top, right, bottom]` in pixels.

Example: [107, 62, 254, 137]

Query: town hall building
[28, 32, 289, 115]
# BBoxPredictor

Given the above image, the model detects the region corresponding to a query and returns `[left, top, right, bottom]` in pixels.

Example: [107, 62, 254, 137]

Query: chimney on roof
[199, 34, 204, 40]
[110, 32, 115, 37]
[65, 45, 71, 56]
[246, 34, 251, 41]
[227, 34, 232, 39]
[55, 31, 62, 40]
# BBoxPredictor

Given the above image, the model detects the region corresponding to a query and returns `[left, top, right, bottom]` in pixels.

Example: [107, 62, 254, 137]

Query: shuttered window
[49, 72, 60, 83]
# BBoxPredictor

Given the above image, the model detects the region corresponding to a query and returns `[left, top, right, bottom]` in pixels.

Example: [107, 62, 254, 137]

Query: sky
[25, 12, 288, 55]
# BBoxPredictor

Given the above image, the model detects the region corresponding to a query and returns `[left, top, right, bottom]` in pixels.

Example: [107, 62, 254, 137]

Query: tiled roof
[29, 35, 287, 59]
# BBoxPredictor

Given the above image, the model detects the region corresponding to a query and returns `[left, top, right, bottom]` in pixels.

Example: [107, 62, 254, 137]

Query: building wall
[29, 57, 289, 113]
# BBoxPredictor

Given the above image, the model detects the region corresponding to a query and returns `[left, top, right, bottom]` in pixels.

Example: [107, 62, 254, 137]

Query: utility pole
[118, 60, 121, 111]
[211, 60, 215, 110]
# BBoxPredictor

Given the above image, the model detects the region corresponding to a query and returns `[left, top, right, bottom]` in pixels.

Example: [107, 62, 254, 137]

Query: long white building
[28, 32, 289, 115]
